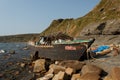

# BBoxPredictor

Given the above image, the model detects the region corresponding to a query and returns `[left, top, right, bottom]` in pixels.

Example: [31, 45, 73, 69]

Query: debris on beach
[0, 49, 6, 53]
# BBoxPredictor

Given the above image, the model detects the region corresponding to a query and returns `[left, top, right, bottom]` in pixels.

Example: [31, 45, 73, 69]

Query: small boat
[31, 37, 95, 60]
[30, 32, 95, 60]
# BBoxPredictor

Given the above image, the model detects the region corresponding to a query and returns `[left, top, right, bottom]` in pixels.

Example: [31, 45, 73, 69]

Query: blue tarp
[92, 45, 110, 53]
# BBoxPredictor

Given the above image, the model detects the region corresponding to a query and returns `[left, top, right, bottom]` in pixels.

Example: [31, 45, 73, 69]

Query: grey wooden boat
[32, 38, 95, 60]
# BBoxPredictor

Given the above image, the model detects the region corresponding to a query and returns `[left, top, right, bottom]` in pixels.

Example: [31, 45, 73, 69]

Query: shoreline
[0, 35, 120, 79]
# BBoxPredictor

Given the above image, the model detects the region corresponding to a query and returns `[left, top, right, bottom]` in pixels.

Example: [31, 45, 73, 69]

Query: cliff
[41, 0, 120, 37]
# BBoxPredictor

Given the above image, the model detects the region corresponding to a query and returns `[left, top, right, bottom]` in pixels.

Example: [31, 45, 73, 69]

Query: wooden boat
[32, 38, 95, 60]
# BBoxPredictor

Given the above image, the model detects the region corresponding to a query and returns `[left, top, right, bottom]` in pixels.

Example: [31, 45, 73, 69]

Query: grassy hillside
[41, 0, 120, 37]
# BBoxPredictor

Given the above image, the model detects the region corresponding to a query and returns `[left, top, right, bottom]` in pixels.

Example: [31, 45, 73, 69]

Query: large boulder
[104, 75, 113, 80]
[81, 64, 102, 75]
[65, 67, 74, 76]
[110, 67, 120, 80]
[58, 60, 85, 72]
[104, 67, 120, 80]
[52, 71, 68, 80]
[80, 73, 100, 80]
[71, 73, 81, 80]
[49, 64, 66, 74]
[33, 59, 46, 73]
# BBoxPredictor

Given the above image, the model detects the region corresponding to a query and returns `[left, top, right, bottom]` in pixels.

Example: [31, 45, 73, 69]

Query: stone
[33, 59, 46, 72]
[30, 51, 39, 61]
[52, 71, 66, 80]
[14, 71, 20, 75]
[20, 63, 26, 67]
[52, 74, 59, 80]
[112, 48, 119, 56]
[104, 75, 113, 80]
[81, 64, 102, 75]
[44, 58, 54, 71]
[45, 68, 54, 74]
[55, 61, 59, 65]
[71, 73, 81, 80]
[7, 62, 13, 65]
[9, 50, 15, 54]
[49, 64, 66, 74]
[44, 74, 54, 79]
[110, 67, 120, 80]
[102, 19, 120, 35]
[65, 67, 73, 75]
[0, 73, 3, 78]
[37, 74, 54, 80]
[59, 60, 85, 72]
[80, 19, 120, 35]
[80, 73, 100, 80]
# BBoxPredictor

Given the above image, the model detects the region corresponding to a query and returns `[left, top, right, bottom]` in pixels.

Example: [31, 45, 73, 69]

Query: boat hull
[32, 39, 95, 60]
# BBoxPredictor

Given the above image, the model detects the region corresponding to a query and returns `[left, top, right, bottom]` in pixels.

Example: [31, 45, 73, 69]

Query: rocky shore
[0, 35, 120, 80]
[0, 47, 119, 80]
[29, 52, 120, 80]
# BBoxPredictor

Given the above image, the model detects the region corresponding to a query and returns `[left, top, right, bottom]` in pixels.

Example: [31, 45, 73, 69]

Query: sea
[0, 42, 32, 63]
[0, 42, 34, 80]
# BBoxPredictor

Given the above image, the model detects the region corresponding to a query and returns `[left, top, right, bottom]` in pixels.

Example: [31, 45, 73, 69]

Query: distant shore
[0, 33, 39, 42]
[0, 34, 120, 45]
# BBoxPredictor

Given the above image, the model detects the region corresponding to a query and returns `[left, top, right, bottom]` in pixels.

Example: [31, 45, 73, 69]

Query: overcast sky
[0, 0, 100, 36]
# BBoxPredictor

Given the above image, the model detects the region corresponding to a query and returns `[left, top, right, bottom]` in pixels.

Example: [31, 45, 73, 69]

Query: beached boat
[31, 38, 95, 60]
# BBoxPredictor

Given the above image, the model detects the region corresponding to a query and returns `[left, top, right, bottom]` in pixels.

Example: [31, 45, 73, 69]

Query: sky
[0, 0, 100, 36]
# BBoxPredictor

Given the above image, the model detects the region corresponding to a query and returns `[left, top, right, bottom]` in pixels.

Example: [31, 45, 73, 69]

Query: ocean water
[0, 42, 32, 62]
[0, 43, 33, 80]
[0, 42, 27, 52]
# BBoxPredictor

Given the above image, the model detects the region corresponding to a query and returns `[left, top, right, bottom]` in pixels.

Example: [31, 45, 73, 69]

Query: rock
[102, 19, 120, 35]
[49, 64, 66, 74]
[23, 46, 29, 50]
[33, 59, 46, 73]
[44, 58, 54, 71]
[7, 62, 13, 65]
[44, 74, 54, 80]
[45, 68, 54, 74]
[9, 50, 15, 54]
[71, 73, 81, 80]
[104, 75, 113, 80]
[80, 73, 100, 80]
[0, 73, 3, 78]
[65, 67, 74, 76]
[45, 73, 54, 78]
[52, 71, 67, 80]
[81, 64, 102, 75]
[110, 67, 120, 80]
[0, 49, 6, 53]
[30, 51, 39, 61]
[37, 74, 54, 80]
[112, 47, 119, 56]
[80, 19, 120, 35]
[20, 63, 26, 68]
[14, 71, 20, 75]
[59, 60, 85, 72]
[55, 61, 59, 65]
[29, 70, 32, 73]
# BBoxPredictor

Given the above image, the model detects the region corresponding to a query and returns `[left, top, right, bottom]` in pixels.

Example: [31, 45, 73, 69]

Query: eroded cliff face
[80, 19, 120, 36]
[42, 0, 120, 37]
